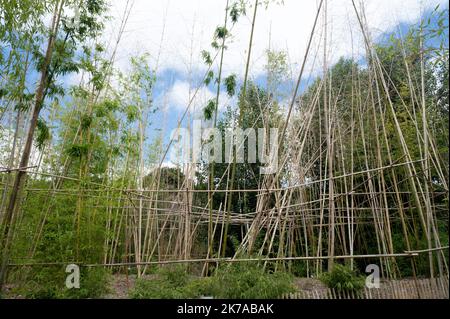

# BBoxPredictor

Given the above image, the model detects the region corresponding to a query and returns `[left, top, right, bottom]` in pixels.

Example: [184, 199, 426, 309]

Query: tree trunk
[0, 0, 63, 290]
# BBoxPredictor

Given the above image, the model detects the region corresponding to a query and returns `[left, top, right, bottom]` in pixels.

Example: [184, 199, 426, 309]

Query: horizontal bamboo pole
[6, 252, 420, 267]
[9, 246, 448, 268]
[406, 246, 449, 254]
[0, 165, 37, 173]
[16, 159, 426, 194]
[82, 252, 424, 267]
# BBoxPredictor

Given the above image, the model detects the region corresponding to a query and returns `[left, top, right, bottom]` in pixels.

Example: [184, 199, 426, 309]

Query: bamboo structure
[0, 0, 448, 289]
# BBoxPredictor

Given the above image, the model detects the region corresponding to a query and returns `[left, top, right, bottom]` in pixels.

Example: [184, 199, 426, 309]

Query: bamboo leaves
[224, 74, 237, 97]
[203, 99, 216, 121]
[35, 118, 51, 150]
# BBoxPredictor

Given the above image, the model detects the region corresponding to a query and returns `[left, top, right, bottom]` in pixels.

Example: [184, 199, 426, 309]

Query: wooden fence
[281, 277, 449, 299]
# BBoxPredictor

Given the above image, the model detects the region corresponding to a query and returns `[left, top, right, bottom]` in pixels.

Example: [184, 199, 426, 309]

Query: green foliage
[129, 263, 294, 299]
[10, 176, 112, 299]
[125, 104, 139, 122]
[214, 26, 228, 40]
[17, 267, 110, 299]
[201, 50, 212, 65]
[208, 262, 295, 299]
[320, 264, 365, 293]
[63, 0, 108, 40]
[211, 40, 220, 50]
[224, 74, 237, 97]
[230, 1, 246, 23]
[129, 266, 193, 299]
[203, 99, 216, 120]
[0, 87, 7, 99]
[204, 70, 214, 86]
[66, 143, 89, 158]
[265, 49, 288, 96]
[80, 113, 93, 130]
[35, 117, 51, 150]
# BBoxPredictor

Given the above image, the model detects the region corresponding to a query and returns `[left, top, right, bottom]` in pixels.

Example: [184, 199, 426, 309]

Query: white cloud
[166, 80, 233, 114]
[105, 0, 447, 80]
[168, 81, 204, 111]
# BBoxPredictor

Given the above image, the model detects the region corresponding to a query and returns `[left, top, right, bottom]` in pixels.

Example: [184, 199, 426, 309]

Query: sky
[100, 1, 446, 102]
[1, 0, 447, 170]
[107, 0, 447, 74]
[61, 0, 449, 168]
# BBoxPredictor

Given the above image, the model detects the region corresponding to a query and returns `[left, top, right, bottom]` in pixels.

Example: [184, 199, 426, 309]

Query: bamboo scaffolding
[0, 0, 447, 288]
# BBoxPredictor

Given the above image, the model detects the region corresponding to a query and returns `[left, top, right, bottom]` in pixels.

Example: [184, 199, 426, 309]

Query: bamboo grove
[0, 0, 448, 297]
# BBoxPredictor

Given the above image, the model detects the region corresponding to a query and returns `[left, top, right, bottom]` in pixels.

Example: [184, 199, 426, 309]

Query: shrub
[130, 265, 202, 299]
[18, 267, 111, 299]
[208, 262, 295, 299]
[130, 279, 187, 299]
[129, 263, 295, 299]
[65, 268, 111, 298]
[320, 264, 365, 293]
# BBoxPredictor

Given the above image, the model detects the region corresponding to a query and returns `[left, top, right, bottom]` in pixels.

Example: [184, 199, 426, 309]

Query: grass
[129, 263, 295, 299]
[319, 264, 365, 293]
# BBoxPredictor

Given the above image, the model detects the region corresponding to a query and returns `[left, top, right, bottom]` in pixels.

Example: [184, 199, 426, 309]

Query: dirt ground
[104, 274, 136, 299]
[104, 274, 159, 299]
[293, 277, 328, 292]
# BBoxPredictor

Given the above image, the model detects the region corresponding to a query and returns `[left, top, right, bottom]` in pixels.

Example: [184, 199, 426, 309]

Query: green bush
[208, 262, 295, 299]
[66, 268, 111, 299]
[129, 263, 295, 299]
[320, 264, 365, 293]
[17, 267, 111, 299]
[130, 279, 187, 299]
[130, 265, 201, 299]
